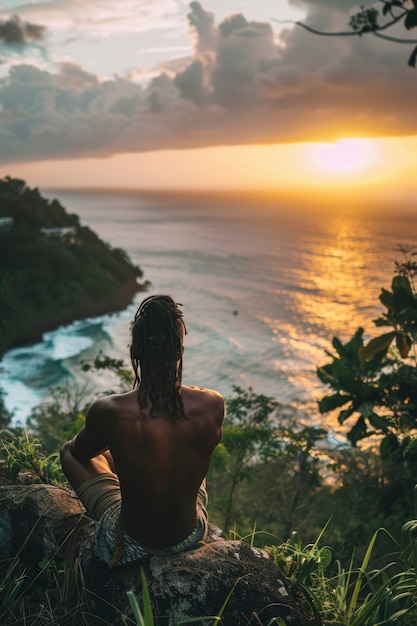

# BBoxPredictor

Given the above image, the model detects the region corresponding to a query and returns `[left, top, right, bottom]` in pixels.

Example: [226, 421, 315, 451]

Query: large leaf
[318, 393, 350, 413]
[402, 308, 417, 322]
[332, 336, 347, 357]
[380, 433, 400, 458]
[408, 45, 417, 67]
[358, 331, 396, 361]
[383, 0, 399, 14]
[316, 364, 336, 386]
[331, 328, 364, 361]
[392, 288, 415, 313]
[368, 412, 390, 430]
[392, 275, 413, 293]
[346, 327, 366, 358]
[337, 407, 354, 425]
[405, 8, 417, 29]
[357, 401, 374, 418]
[396, 333, 412, 358]
[332, 359, 363, 394]
[347, 416, 368, 446]
[379, 288, 394, 311]
[374, 316, 392, 327]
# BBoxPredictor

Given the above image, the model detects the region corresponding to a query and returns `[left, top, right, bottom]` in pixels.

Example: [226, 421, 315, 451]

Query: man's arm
[66, 398, 110, 462]
[205, 388, 224, 446]
[214, 392, 225, 444]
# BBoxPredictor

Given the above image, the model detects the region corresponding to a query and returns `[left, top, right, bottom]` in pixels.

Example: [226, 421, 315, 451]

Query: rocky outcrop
[0, 482, 317, 626]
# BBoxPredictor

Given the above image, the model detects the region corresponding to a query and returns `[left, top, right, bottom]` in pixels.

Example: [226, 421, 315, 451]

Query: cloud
[0, 14, 45, 44]
[187, 1, 217, 53]
[0, 13, 47, 67]
[1, 1, 417, 164]
[0, 1, 185, 36]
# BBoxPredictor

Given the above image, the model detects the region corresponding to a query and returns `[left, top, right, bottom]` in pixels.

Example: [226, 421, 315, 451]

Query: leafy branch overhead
[275, 1, 417, 67]
[318, 246, 417, 450]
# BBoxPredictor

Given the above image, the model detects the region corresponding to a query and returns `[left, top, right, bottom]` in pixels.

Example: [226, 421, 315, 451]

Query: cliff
[0, 177, 147, 356]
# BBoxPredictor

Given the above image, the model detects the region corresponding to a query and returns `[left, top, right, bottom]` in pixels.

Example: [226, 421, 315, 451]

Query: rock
[0, 483, 317, 626]
[0, 483, 87, 565]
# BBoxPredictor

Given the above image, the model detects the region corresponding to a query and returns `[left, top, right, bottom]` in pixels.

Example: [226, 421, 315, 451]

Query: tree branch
[272, 10, 407, 39]
[372, 30, 417, 43]
[271, 19, 357, 37]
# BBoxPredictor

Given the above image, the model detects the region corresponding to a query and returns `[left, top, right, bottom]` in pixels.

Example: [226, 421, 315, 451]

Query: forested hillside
[0, 177, 145, 355]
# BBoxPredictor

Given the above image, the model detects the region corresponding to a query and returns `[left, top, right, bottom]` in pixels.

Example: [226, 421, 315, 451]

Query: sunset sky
[1, 0, 417, 196]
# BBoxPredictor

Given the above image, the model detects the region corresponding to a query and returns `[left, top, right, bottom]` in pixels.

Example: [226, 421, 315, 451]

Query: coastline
[3, 277, 148, 355]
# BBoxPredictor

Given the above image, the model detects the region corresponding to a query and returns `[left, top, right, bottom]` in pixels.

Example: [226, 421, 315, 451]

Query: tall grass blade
[347, 528, 381, 620]
[140, 567, 154, 626]
[127, 590, 145, 626]
[176, 617, 221, 624]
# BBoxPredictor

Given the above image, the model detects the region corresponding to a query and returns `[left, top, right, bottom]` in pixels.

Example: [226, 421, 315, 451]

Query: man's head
[130, 295, 187, 420]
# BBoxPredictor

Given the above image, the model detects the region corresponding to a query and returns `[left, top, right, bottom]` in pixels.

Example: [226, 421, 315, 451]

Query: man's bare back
[61, 295, 225, 564]
[70, 384, 224, 548]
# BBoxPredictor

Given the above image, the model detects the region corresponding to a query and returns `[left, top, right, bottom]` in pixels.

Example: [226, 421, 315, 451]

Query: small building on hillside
[40, 227, 76, 237]
[0, 217, 14, 229]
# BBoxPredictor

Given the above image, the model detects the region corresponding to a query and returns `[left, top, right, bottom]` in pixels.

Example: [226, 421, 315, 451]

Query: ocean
[1, 190, 415, 437]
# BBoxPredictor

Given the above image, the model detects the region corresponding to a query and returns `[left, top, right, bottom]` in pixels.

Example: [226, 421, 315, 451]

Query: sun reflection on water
[255, 209, 404, 432]
[293, 213, 389, 342]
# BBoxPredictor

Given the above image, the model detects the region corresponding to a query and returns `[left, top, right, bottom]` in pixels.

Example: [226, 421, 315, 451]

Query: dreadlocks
[130, 295, 187, 421]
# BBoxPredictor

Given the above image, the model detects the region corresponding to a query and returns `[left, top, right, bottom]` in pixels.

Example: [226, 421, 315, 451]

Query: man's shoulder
[182, 385, 223, 402]
[182, 386, 224, 421]
[86, 390, 137, 422]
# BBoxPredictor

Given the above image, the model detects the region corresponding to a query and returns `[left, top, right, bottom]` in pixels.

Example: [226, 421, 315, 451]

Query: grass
[265, 523, 417, 626]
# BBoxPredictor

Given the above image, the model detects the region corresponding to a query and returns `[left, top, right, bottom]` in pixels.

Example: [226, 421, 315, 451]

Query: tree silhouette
[274, 1, 417, 67]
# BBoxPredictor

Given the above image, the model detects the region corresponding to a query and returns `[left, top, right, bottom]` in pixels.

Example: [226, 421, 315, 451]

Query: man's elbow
[60, 439, 79, 464]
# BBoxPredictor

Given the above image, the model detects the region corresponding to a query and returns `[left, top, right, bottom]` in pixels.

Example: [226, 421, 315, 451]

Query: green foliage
[0, 521, 92, 624]
[209, 386, 280, 530]
[26, 382, 90, 454]
[209, 386, 416, 566]
[318, 246, 417, 448]
[0, 176, 143, 356]
[209, 386, 327, 535]
[267, 521, 417, 626]
[0, 429, 67, 484]
[81, 351, 134, 392]
[266, 528, 331, 623]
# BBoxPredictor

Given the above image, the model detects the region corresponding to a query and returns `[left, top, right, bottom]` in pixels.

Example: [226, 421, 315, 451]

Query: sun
[311, 138, 377, 176]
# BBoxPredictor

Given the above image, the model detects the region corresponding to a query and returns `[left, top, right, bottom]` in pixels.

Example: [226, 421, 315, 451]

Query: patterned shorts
[76, 472, 208, 568]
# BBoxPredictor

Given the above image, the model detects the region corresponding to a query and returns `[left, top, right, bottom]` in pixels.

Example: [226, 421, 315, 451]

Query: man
[60, 295, 224, 568]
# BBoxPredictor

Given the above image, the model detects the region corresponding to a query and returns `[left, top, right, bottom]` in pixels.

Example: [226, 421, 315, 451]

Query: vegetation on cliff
[0, 176, 145, 356]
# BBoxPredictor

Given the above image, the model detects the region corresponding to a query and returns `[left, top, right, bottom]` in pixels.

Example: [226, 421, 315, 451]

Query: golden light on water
[295, 215, 380, 339]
